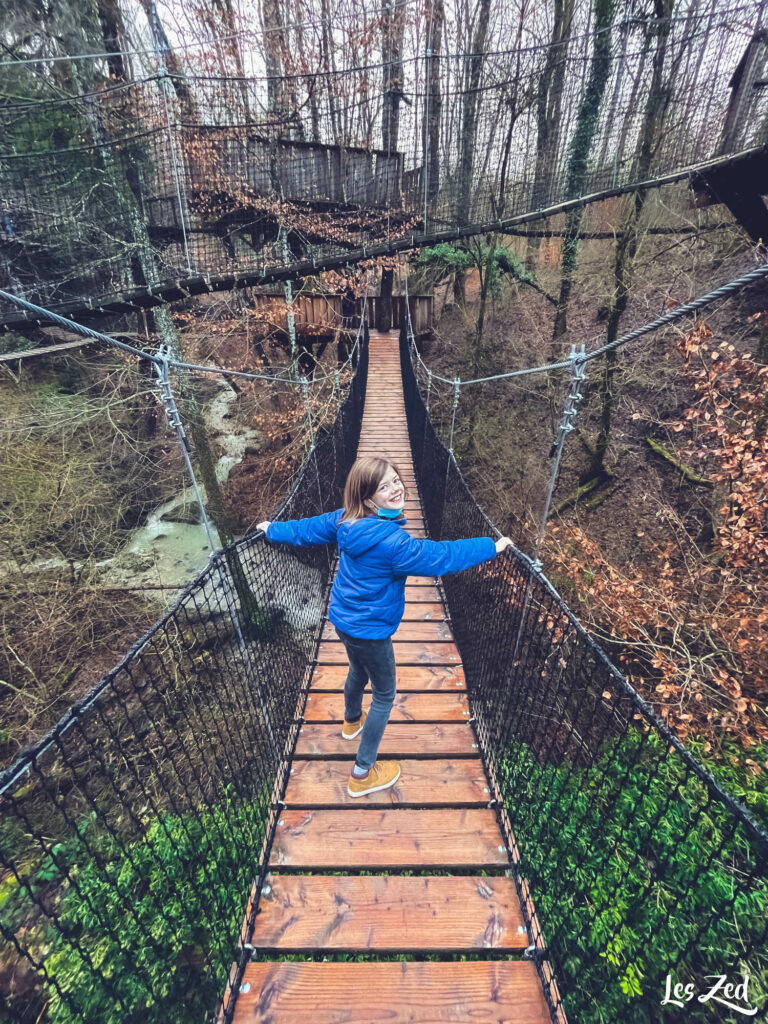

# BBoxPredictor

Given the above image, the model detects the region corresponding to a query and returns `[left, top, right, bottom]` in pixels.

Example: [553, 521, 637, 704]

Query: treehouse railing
[398, 315, 768, 1023]
[0, 327, 369, 1024]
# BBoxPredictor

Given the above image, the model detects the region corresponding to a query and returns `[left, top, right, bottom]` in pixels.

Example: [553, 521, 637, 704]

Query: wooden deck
[228, 330, 554, 1023]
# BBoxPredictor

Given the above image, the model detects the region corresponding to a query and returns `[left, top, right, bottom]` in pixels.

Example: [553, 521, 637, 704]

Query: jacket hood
[336, 513, 407, 557]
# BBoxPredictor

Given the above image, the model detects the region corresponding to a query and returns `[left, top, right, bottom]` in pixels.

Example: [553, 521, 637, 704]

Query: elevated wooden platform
[226, 330, 556, 1024]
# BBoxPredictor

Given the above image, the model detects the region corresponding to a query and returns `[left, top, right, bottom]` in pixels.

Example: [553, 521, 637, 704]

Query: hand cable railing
[398, 315, 768, 1023]
[0, 325, 369, 1024]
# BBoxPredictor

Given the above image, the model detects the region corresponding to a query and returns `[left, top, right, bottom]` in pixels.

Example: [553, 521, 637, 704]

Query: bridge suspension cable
[404, 260, 768, 386]
[0, 287, 368, 386]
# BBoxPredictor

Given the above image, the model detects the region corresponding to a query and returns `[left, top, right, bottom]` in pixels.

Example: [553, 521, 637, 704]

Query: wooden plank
[269, 809, 508, 868]
[235, 962, 550, 1023]
[283, 758, 488, 808]
[357, 455, 413, 464]
[359, 439, 411, 446]
[322, 620, 452, 641]
[294, 722, 479, 758]
[302, 691, 469, 722]
[0, 338, 98, 363]
[329, 574, 436, 588]
[310, 663, 465, 691]
[316, 641, 461, 665]
[357, 448, 413, 454]
[379, 602, 446, 620]
[252, 874, 528, 950]
[404, 587, 442, 601]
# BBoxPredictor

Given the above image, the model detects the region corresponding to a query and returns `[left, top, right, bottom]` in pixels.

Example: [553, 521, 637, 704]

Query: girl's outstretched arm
[388, 531, 500, 577]
[260, 508, 344, 547]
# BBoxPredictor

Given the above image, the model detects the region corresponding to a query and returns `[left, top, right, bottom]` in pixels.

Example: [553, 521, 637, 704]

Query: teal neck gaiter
[376, 505, 404, 519]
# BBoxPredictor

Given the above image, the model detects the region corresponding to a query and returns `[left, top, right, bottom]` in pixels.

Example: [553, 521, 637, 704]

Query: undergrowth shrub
[1, 790, 265, 1024]
[503, 728, 768, 1023]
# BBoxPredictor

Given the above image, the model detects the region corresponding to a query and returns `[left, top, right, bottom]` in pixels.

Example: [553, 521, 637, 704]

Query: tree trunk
[551, 0, 615, 352]
[381, 0, 406, 153]
[96, 0, 129, 81]
[424, 0, 444, 205]
[262, 0, 287, 122]
[378, 269, 394, 331]
[465, 238, 495, 453]
[210, 0, 251, 118]
[321, 0, 341, 145]
[137, 0, 195, 107]
[527, 0, 574, 269]
[588, 0, 675, 480]
[456, 0, 491, 227]
[453, 0, 491, 301]
[378, 0, 405, 331]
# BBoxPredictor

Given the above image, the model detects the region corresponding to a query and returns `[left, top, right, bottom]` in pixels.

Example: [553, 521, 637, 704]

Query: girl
[257, 456, 512, 798]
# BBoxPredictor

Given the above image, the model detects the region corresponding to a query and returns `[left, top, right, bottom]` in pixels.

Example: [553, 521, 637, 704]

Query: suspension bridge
[226, 329, 553, 1023]
[1, 307, 767, 1024]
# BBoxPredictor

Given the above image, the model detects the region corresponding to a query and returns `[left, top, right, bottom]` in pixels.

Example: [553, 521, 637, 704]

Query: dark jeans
[335, 627, 397, 771]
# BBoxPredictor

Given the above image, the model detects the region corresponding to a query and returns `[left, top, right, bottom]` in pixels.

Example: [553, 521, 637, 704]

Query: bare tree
[551, 0, 616, 349]
[453, 0, 491, 303]
[527, 0, 575, 269]
[378, 0, 407, 330]
[424, 0, 445, 205]
[587, 0, 677, 483]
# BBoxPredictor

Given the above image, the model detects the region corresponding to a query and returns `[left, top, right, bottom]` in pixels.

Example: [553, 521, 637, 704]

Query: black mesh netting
[399, 317, 768, 1024]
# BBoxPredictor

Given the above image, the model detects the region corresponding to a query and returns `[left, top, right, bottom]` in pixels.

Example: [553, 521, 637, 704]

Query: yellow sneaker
[347, 760, 401, 798]
[341, 710, 367, 740]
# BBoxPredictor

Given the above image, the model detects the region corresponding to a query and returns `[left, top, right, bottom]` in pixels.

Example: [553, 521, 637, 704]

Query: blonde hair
[340, 456, 409, 523]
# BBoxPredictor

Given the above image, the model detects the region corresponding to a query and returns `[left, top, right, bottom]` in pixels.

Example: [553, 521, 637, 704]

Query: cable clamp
[523, 944, 548, 963]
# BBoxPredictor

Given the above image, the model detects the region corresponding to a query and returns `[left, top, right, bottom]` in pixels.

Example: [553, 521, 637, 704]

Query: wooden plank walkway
[229, 330, 553, 1023]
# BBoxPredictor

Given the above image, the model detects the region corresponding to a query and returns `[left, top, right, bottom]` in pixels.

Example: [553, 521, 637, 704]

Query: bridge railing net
[0, 327, 368, 1024]
[399, 320, 768, 1023]
[1, 2, 766, 320]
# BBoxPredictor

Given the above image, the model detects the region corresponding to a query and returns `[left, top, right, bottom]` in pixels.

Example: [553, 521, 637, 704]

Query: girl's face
[369, 466, 404, 511]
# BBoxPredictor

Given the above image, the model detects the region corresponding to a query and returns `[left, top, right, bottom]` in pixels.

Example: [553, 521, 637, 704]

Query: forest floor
[418, 187, 768, 820]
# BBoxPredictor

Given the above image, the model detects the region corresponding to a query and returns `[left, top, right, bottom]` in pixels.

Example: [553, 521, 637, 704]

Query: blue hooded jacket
[266, 509, 497, 638]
